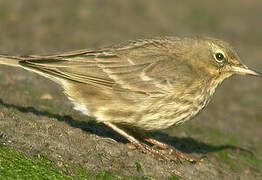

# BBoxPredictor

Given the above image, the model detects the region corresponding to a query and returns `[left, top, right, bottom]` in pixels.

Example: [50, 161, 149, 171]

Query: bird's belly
[63, 79, 211, 131]
[134, 95, 209, 131]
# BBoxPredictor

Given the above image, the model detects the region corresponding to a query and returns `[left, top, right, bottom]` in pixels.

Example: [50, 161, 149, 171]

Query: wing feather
[19, 38, 189, 94]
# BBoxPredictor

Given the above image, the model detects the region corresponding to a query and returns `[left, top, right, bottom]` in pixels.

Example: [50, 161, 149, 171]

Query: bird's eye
[214, 50, 226, 63]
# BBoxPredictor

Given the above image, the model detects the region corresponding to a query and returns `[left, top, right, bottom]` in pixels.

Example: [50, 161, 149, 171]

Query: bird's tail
[0, 54, 24, 67]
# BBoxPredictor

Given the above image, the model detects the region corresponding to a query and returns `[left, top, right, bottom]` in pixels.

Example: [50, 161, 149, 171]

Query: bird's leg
[141, 136, 203, 162]
[103, 122, 171, 161]
[121, 127, 203, 162]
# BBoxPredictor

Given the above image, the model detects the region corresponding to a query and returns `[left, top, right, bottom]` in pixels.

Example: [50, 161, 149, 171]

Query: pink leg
[103, 122, 202, 162]
[142, 136, 203, 162]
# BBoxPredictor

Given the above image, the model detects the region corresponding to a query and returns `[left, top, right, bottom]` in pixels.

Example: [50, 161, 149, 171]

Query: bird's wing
[19, 40, 192, 94]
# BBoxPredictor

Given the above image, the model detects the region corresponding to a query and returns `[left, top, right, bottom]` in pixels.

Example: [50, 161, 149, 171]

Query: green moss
[207, 128, 239, 145]
[255, 113, 262, 122]
[93, 170, 120, 180]
[0, 144, 161, 179]
[0, 144, 72, 179]
[168, 175, 180, 180]
[168, 125, 262, 175]
[67, 164, 91, 179]
[135, 162, 143, 174]
[240, 152, 262, 173]
[0, 144, 122, 179]
[179, 125, 239, 145]
[216, 151, 240, 172]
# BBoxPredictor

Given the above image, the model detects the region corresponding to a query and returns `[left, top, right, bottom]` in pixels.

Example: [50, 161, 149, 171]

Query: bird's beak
[231, 64, 262, 76]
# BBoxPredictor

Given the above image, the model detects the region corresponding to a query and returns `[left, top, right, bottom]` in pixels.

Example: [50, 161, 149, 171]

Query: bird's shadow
[0, 99, 253, 156]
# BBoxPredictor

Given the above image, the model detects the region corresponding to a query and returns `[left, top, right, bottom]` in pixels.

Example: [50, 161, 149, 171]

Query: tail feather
[0, 55, 23, 67]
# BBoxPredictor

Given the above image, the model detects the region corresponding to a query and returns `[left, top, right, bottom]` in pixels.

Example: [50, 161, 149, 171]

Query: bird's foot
[160, 145, 204, 163]
[131, 142, 175, 161]
[103, 122, 203, 163]
[141, 137, 204, 163]
[132, 142, 203, 163]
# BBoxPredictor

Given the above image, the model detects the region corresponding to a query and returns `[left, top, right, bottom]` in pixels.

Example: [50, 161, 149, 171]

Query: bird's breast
[133, 85, 216, 131]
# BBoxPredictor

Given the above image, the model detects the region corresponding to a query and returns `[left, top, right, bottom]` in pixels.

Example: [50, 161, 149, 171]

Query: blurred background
[0, 0, 261, 179]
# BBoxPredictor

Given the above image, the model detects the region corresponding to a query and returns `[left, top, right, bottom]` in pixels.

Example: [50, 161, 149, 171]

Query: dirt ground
[0, 0, 261, 179]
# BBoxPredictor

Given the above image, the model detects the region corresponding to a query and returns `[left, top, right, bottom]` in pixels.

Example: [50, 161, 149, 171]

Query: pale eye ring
[214, 50, 226, 63]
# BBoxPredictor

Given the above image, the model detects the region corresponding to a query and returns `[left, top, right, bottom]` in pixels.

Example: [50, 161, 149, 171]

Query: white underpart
[59, 81, 91, 116]
[19, 66, 92, 116]
[72, 102, 90, 115]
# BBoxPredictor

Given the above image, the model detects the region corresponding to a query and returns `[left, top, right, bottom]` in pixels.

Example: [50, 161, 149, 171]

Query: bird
[0, 36, 261, 162]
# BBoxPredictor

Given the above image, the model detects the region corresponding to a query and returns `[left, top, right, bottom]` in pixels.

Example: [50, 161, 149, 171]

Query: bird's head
[183, 37, 262, 82]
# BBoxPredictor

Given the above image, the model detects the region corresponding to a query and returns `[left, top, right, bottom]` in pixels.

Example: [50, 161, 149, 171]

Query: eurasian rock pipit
[0, 37, 261, 162]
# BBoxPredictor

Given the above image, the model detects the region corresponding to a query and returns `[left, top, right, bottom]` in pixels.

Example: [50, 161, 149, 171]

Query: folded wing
[19, 39, 191, 95]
